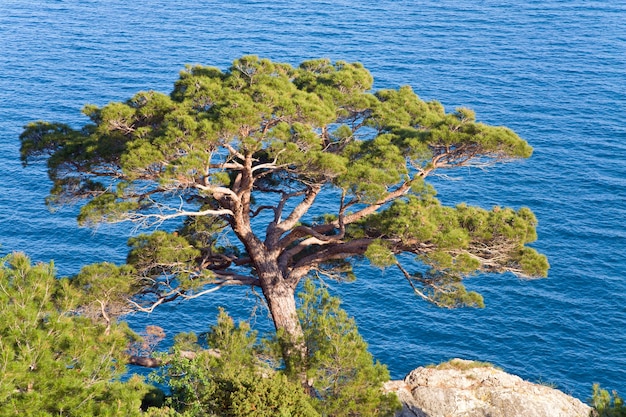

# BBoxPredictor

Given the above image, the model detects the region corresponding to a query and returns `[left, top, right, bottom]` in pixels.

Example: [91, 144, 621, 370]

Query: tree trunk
[265, 283, 301, 337]
[262, 280, 308, 377]
[236, 226, 308, 382]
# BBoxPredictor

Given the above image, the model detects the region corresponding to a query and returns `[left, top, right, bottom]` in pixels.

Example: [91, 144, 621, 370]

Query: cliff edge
[384, 359, 592, 417]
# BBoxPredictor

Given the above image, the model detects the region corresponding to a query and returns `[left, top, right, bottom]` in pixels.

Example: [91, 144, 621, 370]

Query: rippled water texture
[1, 0, 625, 400]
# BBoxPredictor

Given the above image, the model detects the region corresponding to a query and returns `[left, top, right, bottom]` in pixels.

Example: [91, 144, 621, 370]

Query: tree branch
[278, 234, 342, 273]
[287, 238, 372, 282]
[278, 184, 322, 231]
[250, 205, 276, 219]
[128, 350, 214, 368]
[127, 276, 260, 313]
[122, 206, 234, 228]
[251, 148, 286, 173]
[265, 184, 322, 248]
[313, 181, 414, 235]
[223, 142, 246, 162]
[194, 183, 240, 201]
[274, 190, 306, 223]
[278, 224, 344, 250]
[209, 162, 244, 170]
[395, 262, 432, 303]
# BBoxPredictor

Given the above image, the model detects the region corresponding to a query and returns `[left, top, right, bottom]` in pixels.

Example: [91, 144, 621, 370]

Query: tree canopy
[20, 56, 549, 371]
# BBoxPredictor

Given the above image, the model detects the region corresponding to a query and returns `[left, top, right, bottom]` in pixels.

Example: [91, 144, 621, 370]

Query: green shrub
[153, 309, 318, 417]
[296, 280, 401, 417]
[0, 253, 150, 416]
[155, 282, 400, 417]
[427, 358, 498, 371]
[592, 384, 626, 417]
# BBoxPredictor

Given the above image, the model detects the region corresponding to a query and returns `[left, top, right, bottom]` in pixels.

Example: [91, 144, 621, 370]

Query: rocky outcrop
[384, 359, 592, 417]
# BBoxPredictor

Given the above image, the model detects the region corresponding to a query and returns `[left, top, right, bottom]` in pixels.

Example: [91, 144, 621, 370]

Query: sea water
[1, 0, 625, 401]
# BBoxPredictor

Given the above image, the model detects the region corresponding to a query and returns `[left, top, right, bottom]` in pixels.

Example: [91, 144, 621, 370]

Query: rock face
[384, 359, 592, 417]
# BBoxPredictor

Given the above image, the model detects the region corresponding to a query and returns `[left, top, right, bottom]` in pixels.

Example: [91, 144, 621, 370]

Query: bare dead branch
[127, 275, 260, 313]
[122, 207, 234, 230]
[395, 262, 431, 303]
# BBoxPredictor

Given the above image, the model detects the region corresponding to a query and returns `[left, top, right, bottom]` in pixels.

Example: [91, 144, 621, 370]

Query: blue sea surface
[1, 0, 625, 401]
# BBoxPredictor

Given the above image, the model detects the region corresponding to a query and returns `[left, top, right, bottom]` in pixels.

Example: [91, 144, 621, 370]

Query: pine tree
[21, 56, 549, 372]
[0, 253, 150, 416]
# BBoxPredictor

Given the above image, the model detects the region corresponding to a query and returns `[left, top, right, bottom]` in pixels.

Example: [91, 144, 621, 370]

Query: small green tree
[592, 384, 626, 417]
[0, 253, 150, 416]
[296, 280, 400, 417]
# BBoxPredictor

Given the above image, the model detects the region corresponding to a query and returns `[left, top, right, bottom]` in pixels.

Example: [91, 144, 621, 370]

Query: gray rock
[384, 359, 592, 417]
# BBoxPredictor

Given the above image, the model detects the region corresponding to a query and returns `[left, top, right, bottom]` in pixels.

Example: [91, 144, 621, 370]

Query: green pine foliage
[154, 283, 399, 417]
[19, 55, 549, 312]
[71, 261, 144, 324]
[296, 280, 401, 417]
[152, 309, 319, 417]
[0, 253, 150, 417]
[592, 384, 626, 417]
[361, 196, 549, 308]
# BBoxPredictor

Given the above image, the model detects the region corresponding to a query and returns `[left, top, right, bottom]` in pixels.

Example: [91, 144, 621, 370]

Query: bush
[154, 282, 400, 417]
[153, 309, 318, 417]
[296, 280, 401, 417]
[592, 384, 626, 417]
[0, 253, 150, 416]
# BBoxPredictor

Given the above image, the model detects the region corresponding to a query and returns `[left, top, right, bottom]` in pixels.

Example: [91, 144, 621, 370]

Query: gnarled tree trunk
[256, 260, 307, 380]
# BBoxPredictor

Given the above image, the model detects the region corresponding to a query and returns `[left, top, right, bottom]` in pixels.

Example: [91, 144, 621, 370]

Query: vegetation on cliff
[0, 253, 150, 416]
[0, 254, 398, 416]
